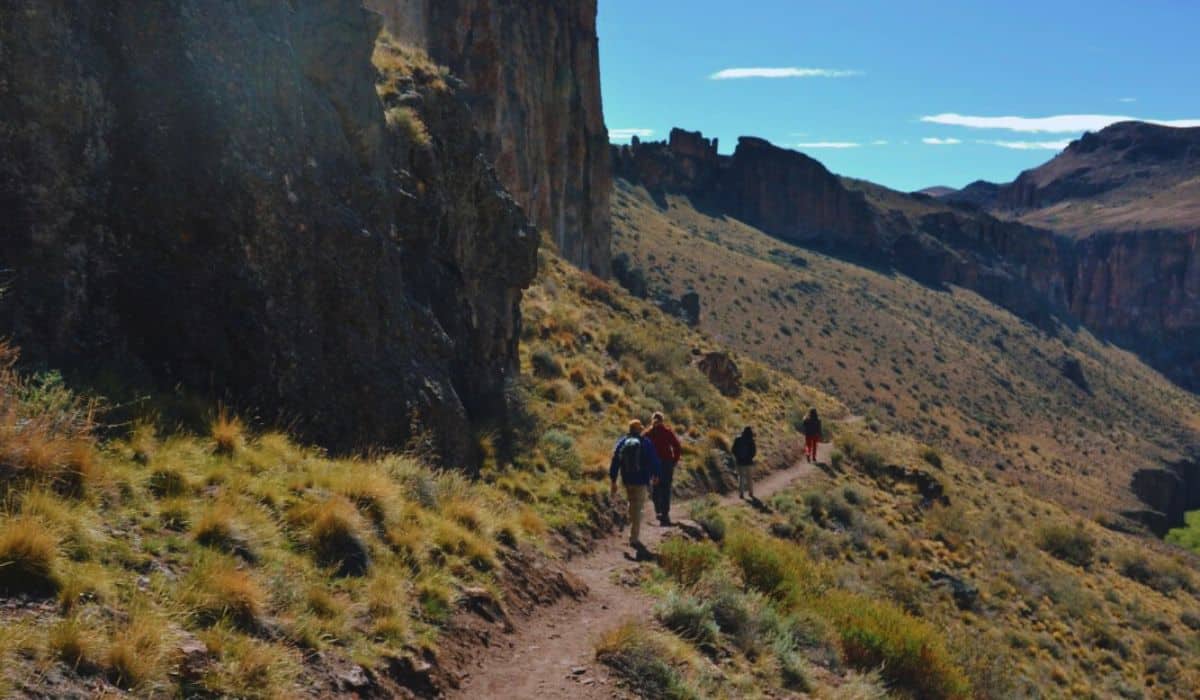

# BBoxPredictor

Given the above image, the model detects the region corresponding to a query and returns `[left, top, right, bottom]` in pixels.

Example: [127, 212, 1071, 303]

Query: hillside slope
[615, 127, 1200, 395]
[611, 180, 1200, 526]
[6, 239, 1199, 698]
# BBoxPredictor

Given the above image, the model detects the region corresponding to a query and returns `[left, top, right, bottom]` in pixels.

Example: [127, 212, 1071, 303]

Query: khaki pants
[737, 466, 755, 499]
[626, 485, 648, 545]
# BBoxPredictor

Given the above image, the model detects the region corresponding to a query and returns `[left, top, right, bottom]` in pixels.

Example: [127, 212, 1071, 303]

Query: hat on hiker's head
[628, 419, 644, 435]
[743, 426, 754, 436]
[652, 412, 665, 425]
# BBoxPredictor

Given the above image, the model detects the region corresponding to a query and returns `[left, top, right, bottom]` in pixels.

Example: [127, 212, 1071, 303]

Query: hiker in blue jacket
[609, 419, 662, 549]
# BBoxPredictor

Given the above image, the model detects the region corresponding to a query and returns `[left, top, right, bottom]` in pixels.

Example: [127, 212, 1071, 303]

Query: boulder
[697, 352, 742, 397]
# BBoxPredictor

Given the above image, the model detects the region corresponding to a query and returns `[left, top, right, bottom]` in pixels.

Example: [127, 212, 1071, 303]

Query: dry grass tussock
[0, 343, 570, 696]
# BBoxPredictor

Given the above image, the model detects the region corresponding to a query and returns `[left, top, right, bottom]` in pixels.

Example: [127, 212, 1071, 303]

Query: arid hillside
[611, 180, 1200, 526]
[947, 121, 1200, 236]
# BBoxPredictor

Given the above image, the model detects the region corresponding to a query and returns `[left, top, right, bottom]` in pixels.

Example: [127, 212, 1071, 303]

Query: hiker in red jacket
[646, 412, 683, 525]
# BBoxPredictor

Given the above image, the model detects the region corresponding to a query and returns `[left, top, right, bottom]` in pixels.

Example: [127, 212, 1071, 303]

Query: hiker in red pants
[802, 408, 822, 463]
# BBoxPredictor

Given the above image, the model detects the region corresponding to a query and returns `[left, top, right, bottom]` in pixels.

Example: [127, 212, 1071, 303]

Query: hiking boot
[659, 516, 672, 526]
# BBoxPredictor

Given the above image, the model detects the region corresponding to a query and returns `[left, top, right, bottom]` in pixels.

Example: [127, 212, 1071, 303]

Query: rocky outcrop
[722, 138, 878, 245]
[697, 352, 741, 397]
[367, 0, 612, 276]
[1129, 461, 1200, 536]
[0, 1, 538, 463]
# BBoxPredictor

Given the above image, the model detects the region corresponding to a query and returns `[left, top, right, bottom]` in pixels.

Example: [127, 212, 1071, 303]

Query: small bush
[147, 468, 190, 498]
[595, 621, 699, 700]
[724, 529, 821, 604]
[689, 500, 727, 542]
[540, 430, 582, 478]
[210, 410, 245, 455]
[185, 559, 266, 630]
[1036, 523, 1095, 567]
[49, 616, 100, 671]
[815, 590, 971, 699]
[659, 538, 721, 586]
[920, 447, 944, 469]
[105, 616, 165, 690]
[530, 349, 563, 378]
[656, 592, 719, 646]
[0, 516, 60, 595]
[1117, 551, 1193, 595]
[309, 497, 372, 577]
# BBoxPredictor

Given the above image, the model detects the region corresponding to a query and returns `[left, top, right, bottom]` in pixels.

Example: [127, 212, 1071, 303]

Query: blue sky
[598, 0, 1200, 191]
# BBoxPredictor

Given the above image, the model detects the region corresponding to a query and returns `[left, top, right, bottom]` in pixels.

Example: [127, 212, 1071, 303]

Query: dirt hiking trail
[450, 441, 832, 699]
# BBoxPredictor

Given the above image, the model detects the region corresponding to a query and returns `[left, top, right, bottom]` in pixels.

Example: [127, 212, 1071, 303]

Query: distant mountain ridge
[613, 124, 1200, 393]
[945, 121, 1200, 235]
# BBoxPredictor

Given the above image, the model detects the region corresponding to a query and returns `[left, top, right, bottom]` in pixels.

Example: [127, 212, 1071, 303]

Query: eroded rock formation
[367, 0, 612, 275]
[615, 128, 1200, 391]
[0, 1, 538, 463]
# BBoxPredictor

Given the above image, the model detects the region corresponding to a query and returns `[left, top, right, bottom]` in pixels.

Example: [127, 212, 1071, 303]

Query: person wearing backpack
[731, 426, 757, 500]
[646, 412, 683, 526]
[802, 408, 822, 463]
[609, 419, 662, 549]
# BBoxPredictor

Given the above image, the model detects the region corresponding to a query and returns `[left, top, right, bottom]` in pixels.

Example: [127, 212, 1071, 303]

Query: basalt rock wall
[0, 1, 538, 463]
[367, 0, 612, 275]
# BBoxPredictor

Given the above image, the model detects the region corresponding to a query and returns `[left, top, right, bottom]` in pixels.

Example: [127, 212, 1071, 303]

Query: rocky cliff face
[941, 122, 1200, 391]
[613, 129, 876, 245]
[367, 0, 612, 276]
[0, 1, 538, 463]
[614, 128, 1200, 391]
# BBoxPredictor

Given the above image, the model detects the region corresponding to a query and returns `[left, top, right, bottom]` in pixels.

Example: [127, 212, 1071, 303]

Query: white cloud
[711, 67, 862, 80]
[922, 137, 962, 145]
[977, 139, 1072, 151]
[1118, 97, 1137, 103]
[609, 128, 655, 142]
[794, 141, 861, 149]
[871, 140, 889, 146]
[920, 112, 1200, 133]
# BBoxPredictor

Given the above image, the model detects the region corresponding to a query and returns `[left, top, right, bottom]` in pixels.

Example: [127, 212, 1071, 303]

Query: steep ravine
[613, 129, 1200, 392]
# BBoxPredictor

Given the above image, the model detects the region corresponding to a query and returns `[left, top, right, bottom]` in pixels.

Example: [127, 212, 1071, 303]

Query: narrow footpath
[450, 441, 832, 699]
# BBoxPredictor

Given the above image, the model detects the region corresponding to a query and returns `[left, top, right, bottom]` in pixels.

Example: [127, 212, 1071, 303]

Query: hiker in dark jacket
[731, 426, 757, 500]
[802, 408, 822, 463]
[609, 419, 662, 548]
[646, 412, 683, 526]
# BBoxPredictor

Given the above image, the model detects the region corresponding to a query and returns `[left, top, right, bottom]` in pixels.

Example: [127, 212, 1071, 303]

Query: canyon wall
[0, 1, 538, 463]
[614, 129, 1199, 390]
[367, 0, 612, 275]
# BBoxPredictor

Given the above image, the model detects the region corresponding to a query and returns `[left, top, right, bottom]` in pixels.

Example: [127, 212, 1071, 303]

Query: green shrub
[659, 538, 721, 587]
[1036, 523, 1095, 568]
[814, 590, 971, 699]
[596, 622, 699, 700]
[920, 446, 944, 469]
[689, 499, 727, 542]
[723, 529, 822, 605]
[540, 430, 582, 478]
[656, 592, 719, 646]
[1117, 551, 1194, 595]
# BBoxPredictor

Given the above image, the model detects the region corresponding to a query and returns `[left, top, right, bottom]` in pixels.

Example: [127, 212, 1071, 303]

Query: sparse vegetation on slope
[611, 180, 1200, 520]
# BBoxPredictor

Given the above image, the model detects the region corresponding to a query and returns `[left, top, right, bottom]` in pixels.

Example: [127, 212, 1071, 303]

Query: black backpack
[618, 436, 642, 483]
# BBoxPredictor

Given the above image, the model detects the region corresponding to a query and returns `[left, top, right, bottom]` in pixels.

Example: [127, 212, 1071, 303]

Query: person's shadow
[625, 542, 659, 563]
[747, 497, 771, 514]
